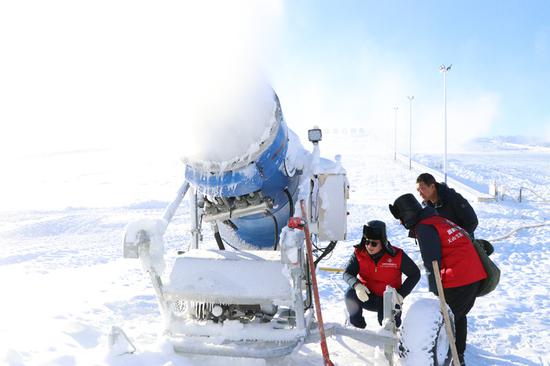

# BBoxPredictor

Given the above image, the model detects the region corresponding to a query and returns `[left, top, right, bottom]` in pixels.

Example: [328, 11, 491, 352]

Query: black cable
[284, 188, 294, 217]
[265, 210, 280, 250]
[221, 237, 239, 251]
[314, 241, 337, 266]
[223, 219, 238, 231]
[213, 230, 225, 250]
[211, 222, 225, 250]
[304, 255, 313, 310]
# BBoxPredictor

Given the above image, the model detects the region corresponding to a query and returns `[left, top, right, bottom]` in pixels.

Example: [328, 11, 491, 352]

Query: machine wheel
[431, 314, 453, 366]
[399, 298, 454, 366]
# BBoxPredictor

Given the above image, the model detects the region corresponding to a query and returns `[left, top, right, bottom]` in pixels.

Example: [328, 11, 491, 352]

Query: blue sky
[271, 1, 550, 144]
[1, 1, 549, 157]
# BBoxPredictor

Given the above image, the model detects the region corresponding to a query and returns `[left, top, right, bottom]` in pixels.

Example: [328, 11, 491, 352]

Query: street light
[439, 64, 452, 183]
[407, 96, 414, 170]
[393, 106, 398, 160]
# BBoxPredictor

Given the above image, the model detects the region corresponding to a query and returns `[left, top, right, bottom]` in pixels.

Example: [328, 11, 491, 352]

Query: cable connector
[288, 217, 306, 230]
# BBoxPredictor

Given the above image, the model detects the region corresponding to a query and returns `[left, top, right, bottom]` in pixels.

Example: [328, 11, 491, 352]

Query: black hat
[363, 220, 396, 256]
[389, 193, 422, 230]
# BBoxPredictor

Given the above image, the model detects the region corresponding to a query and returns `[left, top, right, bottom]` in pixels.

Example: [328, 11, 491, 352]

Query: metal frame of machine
[122, 180, 401, 362]
[120, 125, 403, 363]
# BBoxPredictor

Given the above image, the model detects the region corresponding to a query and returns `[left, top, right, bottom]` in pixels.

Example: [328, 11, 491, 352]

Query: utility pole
[393, 106, 398, 161]
[407, 96, 414, 170]
[439, 64, 452, 183]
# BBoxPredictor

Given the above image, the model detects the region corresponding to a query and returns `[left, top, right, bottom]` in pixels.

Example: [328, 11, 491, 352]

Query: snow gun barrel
[183, 93, 300, 249]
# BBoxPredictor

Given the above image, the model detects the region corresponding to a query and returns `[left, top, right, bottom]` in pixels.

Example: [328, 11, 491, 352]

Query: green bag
[472, 239, 500, 296]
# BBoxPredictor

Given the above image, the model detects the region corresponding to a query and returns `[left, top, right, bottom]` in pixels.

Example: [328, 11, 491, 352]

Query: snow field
[0, 131, 548, 365]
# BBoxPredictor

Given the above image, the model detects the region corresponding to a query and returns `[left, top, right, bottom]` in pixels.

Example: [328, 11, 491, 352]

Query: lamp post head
[439, 64, 452, 73]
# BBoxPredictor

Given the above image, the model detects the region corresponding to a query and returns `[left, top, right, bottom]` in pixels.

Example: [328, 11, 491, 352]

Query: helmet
[389, 193, 422, 230]
[363, 220, 396, 256]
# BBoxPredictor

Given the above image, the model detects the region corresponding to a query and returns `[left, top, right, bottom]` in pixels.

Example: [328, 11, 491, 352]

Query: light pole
[393, 106, 398, 160]
[407, 96, 414, 170]
[439, 64, 452, 183]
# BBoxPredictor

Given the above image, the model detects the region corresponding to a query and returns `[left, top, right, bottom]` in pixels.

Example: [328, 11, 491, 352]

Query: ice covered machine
[119, 89, 411, 362]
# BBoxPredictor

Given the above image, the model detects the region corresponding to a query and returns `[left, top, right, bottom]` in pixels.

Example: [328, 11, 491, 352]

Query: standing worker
[389, 193, 487, 366]
[343, 220, 420, 329]
[416, 173, 478, 238]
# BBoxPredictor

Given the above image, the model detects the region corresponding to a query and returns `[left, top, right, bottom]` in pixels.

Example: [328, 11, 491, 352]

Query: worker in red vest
[389, 193, 487, 366]
[343, 220, 420, 329]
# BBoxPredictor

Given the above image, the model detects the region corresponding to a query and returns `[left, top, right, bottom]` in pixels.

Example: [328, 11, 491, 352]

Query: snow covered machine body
[119, 90, 414, 362]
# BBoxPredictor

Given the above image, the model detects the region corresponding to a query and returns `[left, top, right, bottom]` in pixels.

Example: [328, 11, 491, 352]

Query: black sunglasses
[365, 239, 380, 247]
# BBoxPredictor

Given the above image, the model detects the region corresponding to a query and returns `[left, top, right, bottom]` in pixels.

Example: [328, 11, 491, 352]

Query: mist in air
[0, 0, 523, 162]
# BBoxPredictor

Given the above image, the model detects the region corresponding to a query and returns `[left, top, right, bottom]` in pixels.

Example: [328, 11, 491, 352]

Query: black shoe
[457, 353, 465, 366]
[350, 317, 366, 329]
[394, 313, 402, 328]
[390, 304, 402, 328]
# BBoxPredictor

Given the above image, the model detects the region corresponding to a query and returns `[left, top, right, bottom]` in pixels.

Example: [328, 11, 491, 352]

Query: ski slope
[0, 132, 549, 366]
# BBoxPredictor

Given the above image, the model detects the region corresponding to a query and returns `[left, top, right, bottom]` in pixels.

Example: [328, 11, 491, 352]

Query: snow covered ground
[1, 131, 549, 366]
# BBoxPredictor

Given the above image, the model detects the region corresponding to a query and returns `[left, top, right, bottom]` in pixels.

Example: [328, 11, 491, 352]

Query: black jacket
[423, 182, 478, 237]
[342, 244, 420, 298]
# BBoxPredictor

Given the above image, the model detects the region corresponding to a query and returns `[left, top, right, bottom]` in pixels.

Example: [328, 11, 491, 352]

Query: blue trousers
[344, 287, 384, 328]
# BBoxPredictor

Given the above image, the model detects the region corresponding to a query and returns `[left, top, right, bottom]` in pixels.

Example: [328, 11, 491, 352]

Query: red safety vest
[355, 247, 403, 297]
[418, 216, 487, 288]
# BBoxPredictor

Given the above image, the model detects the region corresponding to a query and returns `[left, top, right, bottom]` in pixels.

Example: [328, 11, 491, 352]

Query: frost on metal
[123, 218, 167, 274]
[164, 250, 293, 306]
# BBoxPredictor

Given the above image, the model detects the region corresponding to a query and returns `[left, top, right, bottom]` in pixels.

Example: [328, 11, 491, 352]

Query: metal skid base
[171, 336, 304, 359]
[168, 322, 399, 360]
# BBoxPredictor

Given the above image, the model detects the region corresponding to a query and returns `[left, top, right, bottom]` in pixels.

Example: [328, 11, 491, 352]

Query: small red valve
[288, 217, 306, 229]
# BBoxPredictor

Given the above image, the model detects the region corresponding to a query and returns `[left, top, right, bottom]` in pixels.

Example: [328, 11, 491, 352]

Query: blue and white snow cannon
[122, 88, 369, 360]
[120, 87, 451, 362]
[183, 92, 299, 249]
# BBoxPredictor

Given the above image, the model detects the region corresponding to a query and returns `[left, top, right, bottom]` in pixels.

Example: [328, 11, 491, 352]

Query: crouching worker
[343, 220, 420, 329]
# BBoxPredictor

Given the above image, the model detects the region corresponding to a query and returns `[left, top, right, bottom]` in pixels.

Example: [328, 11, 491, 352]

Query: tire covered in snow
[398, 297, 454, 366]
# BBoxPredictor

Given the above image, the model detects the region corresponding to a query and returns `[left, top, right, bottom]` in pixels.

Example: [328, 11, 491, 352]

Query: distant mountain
[463, 136, 550, 152]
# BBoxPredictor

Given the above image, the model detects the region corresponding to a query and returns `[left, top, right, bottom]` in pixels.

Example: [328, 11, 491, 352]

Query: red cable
[300, 200, 334, 366]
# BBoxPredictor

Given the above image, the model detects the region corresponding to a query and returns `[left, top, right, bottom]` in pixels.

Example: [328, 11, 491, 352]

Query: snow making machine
[119, 91, 409, 362]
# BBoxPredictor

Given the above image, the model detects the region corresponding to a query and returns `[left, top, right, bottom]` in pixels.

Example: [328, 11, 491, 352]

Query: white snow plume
[0, 0, 284, 158]
[166, 0, 285, 165]
[181, 77, 278, 166]
[412, 93, 500, 153]
[447, 93, 500, 150]
[271, 34, 421, 145]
